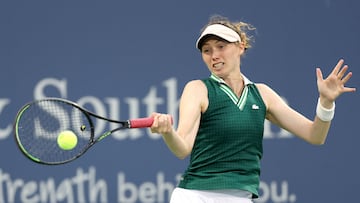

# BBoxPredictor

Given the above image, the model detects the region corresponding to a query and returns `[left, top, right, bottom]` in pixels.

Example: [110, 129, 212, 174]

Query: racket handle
[129, 117, 154, 128]
[129, 116, 173, 128]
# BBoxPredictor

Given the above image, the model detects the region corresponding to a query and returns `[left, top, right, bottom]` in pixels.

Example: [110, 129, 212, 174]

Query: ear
[237, 42, 245, 55]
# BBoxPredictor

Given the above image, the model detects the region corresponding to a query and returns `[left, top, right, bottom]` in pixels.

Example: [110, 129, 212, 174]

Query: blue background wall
[0, 1, 359, 202]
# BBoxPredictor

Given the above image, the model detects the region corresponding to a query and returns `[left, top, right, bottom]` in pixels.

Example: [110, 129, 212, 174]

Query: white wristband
[316, 98, 335, 122]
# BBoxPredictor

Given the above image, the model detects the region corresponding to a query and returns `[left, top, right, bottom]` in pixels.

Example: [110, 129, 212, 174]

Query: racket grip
[129, 116, 173, 128]
[129, 117, 154, 128]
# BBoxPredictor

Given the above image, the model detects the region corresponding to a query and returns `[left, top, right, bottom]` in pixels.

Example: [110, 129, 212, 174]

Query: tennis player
[150, 15, 356, 203]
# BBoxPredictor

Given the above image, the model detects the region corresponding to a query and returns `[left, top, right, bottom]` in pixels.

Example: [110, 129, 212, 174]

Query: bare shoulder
[254, 82, 291, 119]
[254, 83, 280, 109]
[185, 79, 207, 88]
[255, 83, 285, 100]
[182, 80, 208, 112]
[183, 80, 207, 94]
[254, 83, 275, 97]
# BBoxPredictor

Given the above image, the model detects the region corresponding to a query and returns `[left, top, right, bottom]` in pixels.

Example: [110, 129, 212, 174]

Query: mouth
[213, 62, 224, 69]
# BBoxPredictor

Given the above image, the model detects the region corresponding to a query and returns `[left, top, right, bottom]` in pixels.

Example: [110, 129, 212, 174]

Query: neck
[223, 74, 244, 97]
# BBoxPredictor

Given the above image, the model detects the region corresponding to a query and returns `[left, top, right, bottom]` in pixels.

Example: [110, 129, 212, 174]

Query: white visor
[196, 24, 241, 50]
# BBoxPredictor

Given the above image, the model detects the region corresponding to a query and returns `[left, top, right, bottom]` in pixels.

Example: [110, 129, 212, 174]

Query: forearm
[307, 117, 332, 145]
[307, 98, 335, 145]
[161, 129, 192, 159]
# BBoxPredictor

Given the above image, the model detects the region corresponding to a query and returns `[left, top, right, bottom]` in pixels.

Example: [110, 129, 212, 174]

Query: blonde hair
[200, 15, 256, 50]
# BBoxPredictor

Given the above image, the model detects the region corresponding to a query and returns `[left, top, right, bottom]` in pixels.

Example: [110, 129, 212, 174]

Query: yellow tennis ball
[57, 130, 78, 150]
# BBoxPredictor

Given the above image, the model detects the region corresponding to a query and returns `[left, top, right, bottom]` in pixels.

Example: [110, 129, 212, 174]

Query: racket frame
[13, 97, 150, 165]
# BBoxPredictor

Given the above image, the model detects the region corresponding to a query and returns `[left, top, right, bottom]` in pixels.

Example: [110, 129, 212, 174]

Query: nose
[211, 49, 220, 61]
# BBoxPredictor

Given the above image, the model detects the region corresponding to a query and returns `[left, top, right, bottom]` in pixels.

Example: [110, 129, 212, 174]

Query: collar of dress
[209, 74, 253, 110]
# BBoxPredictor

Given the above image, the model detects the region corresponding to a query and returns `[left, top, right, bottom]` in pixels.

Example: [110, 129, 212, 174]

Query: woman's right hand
[150, 113, 174, 136]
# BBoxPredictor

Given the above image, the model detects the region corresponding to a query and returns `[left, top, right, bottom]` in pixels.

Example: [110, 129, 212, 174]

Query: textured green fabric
[178, 77, 266, 197]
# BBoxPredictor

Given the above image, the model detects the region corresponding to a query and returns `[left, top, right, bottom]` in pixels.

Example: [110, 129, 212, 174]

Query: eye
[217, 42, 227, 49]
[201, 47, 211, 54]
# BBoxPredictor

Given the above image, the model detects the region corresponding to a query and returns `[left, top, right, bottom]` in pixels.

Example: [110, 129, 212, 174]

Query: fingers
[150, 113, 173, 134]
[341, 70, 352, 84]
[342, 71, 357, 93]
[331, 59, 344, 75]
[318, 59, 356, 100]
[336, 64, 349, 80]
[152, 113, 172, 125]
[316, 68, 323, 81]
[332, 60, 355, 91]
[156, 114, 172, 126]
[343, 86, 357, 93]
[326, 59, 353, 84]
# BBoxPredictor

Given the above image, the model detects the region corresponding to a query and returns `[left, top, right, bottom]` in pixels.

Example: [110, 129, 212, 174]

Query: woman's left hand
[316, 59, 356, 107]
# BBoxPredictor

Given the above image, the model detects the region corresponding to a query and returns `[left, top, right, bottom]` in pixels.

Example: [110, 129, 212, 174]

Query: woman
[150, 15, 356, 203]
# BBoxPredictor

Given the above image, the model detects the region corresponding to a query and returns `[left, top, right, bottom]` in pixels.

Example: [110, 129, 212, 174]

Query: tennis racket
[14, 97, 158, 165]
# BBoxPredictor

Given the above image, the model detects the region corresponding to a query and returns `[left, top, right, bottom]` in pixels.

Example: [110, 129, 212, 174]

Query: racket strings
[15, 100, 92, 164]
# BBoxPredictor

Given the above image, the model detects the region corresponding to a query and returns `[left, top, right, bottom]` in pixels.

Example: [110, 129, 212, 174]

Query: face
[200, 37, 244, 78]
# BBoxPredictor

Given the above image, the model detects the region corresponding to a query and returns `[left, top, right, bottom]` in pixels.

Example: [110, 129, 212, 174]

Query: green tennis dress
[178, 74, 266, 198]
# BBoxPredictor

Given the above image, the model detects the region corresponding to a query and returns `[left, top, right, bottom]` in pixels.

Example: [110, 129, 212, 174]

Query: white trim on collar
[209, 74, 253, 111]
[210, 74, 253, 86]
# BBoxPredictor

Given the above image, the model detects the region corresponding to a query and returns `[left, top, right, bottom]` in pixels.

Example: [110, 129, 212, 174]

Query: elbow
[312, 142, 325, 146]
[172, 143, 192, 159]
[176, 154, 189, 160]
[174, 151, 190, 160]
[305, 132, 328, 145]
[173, 149, 191, 160]
[309, 139, 326, 145]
